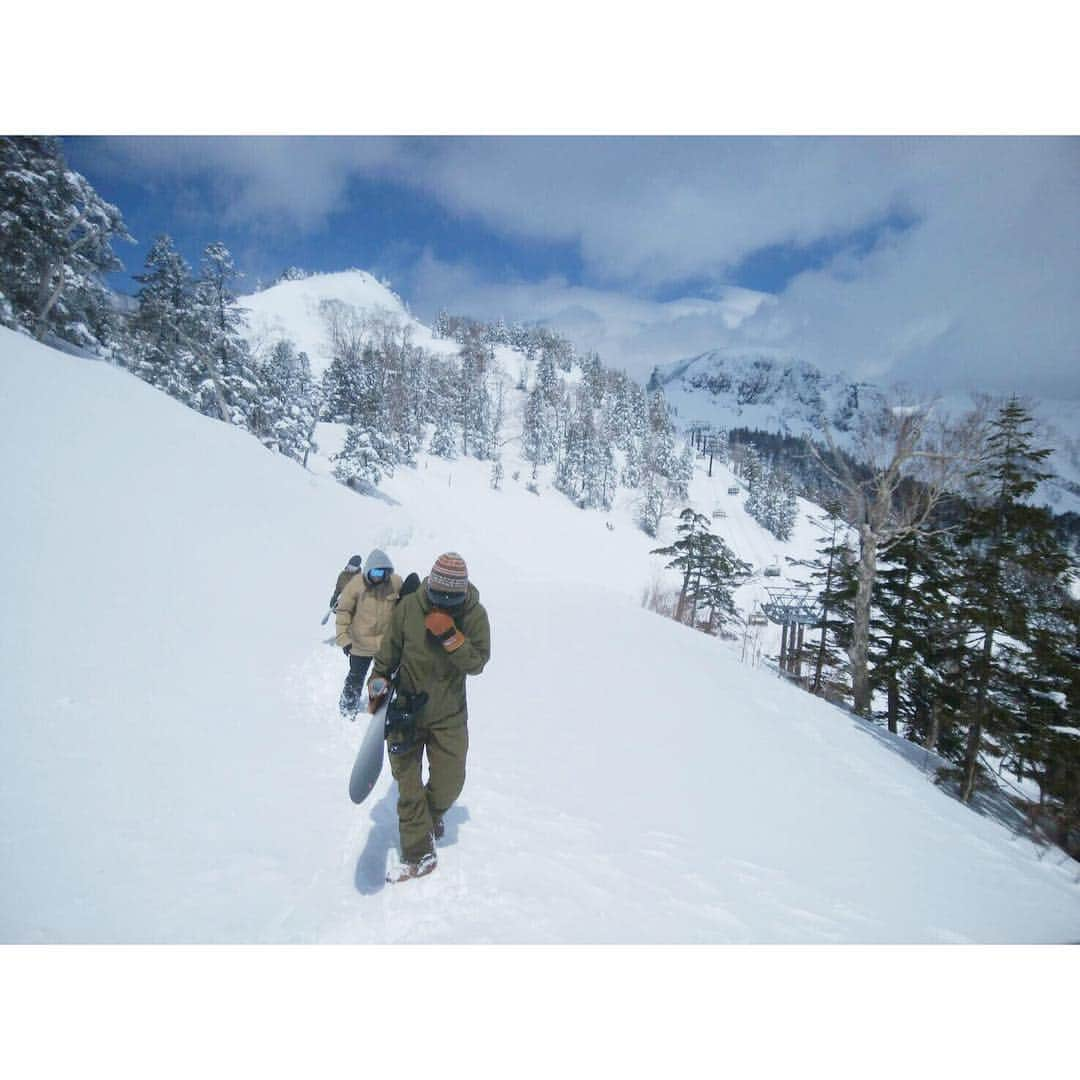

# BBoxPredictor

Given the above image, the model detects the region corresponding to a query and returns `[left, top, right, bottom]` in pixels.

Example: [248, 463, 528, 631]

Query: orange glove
[425, 610, 465, 652]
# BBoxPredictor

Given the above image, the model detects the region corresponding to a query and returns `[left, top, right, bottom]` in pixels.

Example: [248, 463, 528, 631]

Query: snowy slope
[2, 326, 1079, 943]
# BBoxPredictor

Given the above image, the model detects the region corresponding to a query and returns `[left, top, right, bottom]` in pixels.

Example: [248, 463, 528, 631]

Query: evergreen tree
[869, 530, 946, 734]
[522, 385, 555, 475]
[457, 337, 491, 458]
[191, 242, 261, 427]
[0, 136, 131, 346]
[806, 506, 857, 699]
[257, 338, 320, 464]
[429, 410, 457, 459]
[621, 439, 642, 489]
[128, 234, 197, 399]
[953, 398, 1072, 803]
[639, 474, 668, 538]
[651, 508, 751, 633]
[333, 423, 397, 488]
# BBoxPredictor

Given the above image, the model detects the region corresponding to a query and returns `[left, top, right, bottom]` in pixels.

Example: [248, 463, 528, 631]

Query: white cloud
[87, 136, 1080, 397]
[402, 249, 772, 380]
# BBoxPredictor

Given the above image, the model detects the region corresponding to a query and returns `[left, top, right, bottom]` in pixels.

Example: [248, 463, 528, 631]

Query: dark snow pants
[339, 653, 372, 715]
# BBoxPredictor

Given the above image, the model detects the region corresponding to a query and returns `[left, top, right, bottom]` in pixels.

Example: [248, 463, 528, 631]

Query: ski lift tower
[761, 586, 823, 680]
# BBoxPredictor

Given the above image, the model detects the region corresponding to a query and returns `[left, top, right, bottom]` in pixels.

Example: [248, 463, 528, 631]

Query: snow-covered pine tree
[535, 349, 559, 405]
[333, 423, 397, 488]
[673, 444, 695, 499]
[320, 301, 370, 425]
[522, 385, 554, 476]
[638, 473, 669, 538]
[0, 136, 132, 347]
[428, 408, 457, 459]
[257, 338, 320, 464]
[128, 234, 198, 400]
[457, 336, 492, 458]
[644, 388, 679, 482]
[605, 374, 637, 453]
[621, 439, 642, 489]
[741, 445, 765, 517]
[582, 352, 605, 410]
[191, 242, 261, 427]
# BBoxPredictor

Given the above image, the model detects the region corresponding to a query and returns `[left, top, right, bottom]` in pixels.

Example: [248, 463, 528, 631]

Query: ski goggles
[366, 568, 390, 583]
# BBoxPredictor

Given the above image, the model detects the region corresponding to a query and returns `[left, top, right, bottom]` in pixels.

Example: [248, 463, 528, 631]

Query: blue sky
[65, 137, 587, 296]
[62, 136, 1080, 397]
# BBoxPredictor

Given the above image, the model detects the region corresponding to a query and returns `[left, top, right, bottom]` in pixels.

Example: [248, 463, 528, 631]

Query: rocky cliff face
[649, 348, 880, 436]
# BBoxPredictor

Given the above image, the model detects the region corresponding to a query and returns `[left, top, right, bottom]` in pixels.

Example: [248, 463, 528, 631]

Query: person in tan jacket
[335, 548, 402, 715]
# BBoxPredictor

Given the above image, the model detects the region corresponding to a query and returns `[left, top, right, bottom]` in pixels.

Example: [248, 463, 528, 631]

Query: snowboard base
[348, 693, 390, 805]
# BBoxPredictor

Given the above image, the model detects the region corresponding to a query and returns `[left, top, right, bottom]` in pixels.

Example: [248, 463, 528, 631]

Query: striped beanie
[427, 551, 469, 605]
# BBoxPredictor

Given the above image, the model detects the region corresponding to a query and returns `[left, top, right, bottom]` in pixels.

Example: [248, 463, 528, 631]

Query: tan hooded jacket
[335, 571, 403, 656]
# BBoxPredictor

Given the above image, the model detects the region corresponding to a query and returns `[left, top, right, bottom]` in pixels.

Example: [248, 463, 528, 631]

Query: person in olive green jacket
[335, 548, 402, 715]
[368, 551, 491, 881]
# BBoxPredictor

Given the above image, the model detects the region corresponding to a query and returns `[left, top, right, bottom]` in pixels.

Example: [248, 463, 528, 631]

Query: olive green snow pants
[388, 715, 468, 861]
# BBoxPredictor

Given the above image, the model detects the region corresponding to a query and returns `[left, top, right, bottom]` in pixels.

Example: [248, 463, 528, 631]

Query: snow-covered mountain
[239, 269, 454, 378]
[651, 348, 1080, 516]
[3, 324, 1079, 943]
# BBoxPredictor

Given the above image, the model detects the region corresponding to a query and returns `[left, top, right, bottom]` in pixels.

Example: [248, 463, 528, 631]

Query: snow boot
[386, 852, 437, 884]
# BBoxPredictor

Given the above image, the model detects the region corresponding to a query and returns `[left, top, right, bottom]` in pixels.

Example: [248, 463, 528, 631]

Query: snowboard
[348, 691, 391, 805]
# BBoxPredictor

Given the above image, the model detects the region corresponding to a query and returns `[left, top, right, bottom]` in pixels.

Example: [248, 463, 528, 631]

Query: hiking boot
[386, 852, 437, 884]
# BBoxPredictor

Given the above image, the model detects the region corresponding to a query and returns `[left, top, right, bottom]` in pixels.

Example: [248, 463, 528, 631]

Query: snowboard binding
[385, 690, 429, 755]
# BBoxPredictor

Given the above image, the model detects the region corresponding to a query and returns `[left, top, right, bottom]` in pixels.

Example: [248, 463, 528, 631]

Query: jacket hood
[365, 548, 394, 574]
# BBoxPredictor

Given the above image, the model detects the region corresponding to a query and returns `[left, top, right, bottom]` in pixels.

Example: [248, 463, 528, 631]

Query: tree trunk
[925, 701, 941, 754]
[960, 625, 995, 803]
[849, 524, 878, 716]
[884, 555, 913, 734]
[34, 258, 66, 340]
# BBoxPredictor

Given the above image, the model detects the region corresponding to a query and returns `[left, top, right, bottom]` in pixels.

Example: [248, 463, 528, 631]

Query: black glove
[343, 645, 352, 657]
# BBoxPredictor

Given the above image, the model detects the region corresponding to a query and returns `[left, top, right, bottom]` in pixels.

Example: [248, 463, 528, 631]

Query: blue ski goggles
[366, 567, 390, 583]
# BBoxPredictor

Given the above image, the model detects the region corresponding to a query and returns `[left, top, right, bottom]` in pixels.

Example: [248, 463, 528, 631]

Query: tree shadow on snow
[845, 713, 1047, 845]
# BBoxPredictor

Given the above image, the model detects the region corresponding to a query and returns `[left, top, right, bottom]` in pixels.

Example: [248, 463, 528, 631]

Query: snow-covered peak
[239, 269, 449, 377]
[655, 347, 1080, 516]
